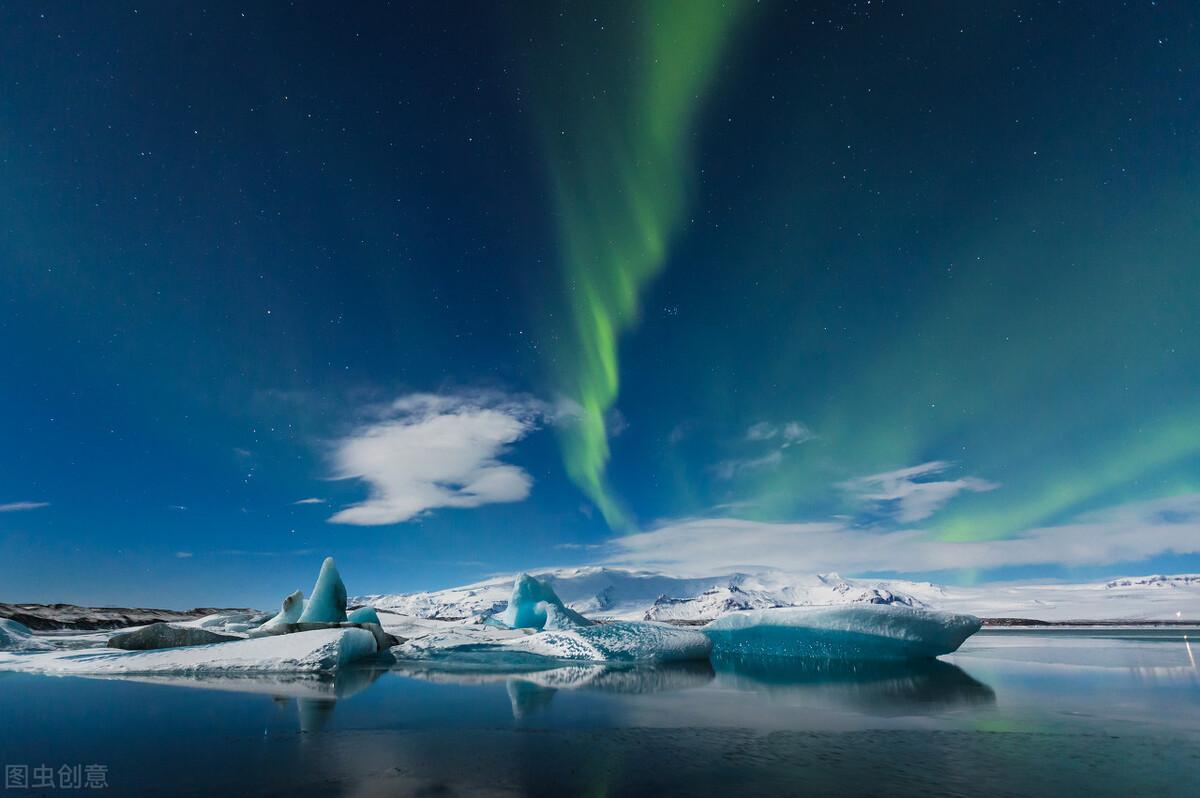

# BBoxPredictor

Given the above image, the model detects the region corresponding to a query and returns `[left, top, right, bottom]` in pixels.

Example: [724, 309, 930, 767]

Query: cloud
[327, 391, 546, 526]
[605, 493, 1200, 575]
[0, 501, 49, 513]
[840, 461, 998, 523]
[667, 423, 692, 445]
[293, 497, 326, 505]
[710, 450, 783, 480]
[711, 420, 815, 480]
[606, 408, 629, 438]
[175, 551, 194, 559]
[745, 420, 814, 447]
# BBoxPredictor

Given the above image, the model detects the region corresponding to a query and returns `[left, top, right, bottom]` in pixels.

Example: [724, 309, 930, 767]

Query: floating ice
[108, 623, 240, 651]
[261, 590, 306, 629]
[397, 620, 711, 664]
[496, 573, 592, 630]
[346, 606, 381, 625]
[297, 557, 348, 623]
[0, 618, 52, 651]
[0, 628, 378, 675]
[703, 604, 981, 660]
[524, 622, 712, 662]
[542, 603, 587, 631]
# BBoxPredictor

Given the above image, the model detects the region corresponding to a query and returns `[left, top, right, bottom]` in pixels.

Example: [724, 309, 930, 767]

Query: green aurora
[528, 1, 749, 531]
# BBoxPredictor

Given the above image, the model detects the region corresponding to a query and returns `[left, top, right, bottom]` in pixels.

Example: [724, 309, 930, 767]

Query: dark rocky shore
[0, 602, 256, 631]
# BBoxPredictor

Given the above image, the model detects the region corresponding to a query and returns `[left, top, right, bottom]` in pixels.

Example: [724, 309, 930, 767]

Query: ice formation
[496, 573, 592, 630]
[703, 604, 981, 660]
[0, 628, 378, 675]
[0, 618, 52, 651]
[346, 606, 381, 625]
[108, 623, 240, 650]
[261, 590, 306, 629]
[297, 557, 348, 623]
[396, 620, 711, 664]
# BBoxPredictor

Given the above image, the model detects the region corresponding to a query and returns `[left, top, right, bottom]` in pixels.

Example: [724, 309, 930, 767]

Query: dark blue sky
[3, 2, 1198, 608]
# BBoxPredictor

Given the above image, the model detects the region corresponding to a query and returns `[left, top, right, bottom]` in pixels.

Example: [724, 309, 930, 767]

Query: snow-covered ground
[356, 568, 1200, 623]
[928, 574, 1200, 622]
[0, 627, 377, 675]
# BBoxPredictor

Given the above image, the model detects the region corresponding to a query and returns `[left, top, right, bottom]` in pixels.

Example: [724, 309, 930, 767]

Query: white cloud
[711, 420, 814, 480]
[0, 501, 49, 512]
[327, 392, 545, 526]
[667, 422, 692, 445]
[710, 450, 783, 480]
[175, 551, 194, 559]
[745, 420, 814, 447]
[293, 497, 326, 505]
[605, 493, 1200, 575]
[840, 461, 998, 522]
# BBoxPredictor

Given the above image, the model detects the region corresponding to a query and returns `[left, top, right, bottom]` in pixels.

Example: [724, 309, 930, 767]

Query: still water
[1, 630, 1197, 797]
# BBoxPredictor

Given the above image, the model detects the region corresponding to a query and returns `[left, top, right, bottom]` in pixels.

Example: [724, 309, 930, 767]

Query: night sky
[3, 2, 1198, 608]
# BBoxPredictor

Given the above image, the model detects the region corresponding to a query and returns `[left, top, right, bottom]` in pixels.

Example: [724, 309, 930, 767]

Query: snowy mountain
[355, 568, 1200, 624]
[931, 573, 1200, 622]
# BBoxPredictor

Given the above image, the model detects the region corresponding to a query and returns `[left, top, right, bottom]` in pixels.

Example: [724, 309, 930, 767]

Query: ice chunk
[497, 573, 592, 630]
[542, 603, 587, 631]
[108, 623, 241, 650]
[0, 618, 53, 651]
[346, 606, 381, 625]
[261, 590, 306, 629]
[396, 620, 710, 664]
[0, 628, 377, 675]
[703, 605, 981, 660]
[521, 622, 712, 662]
[297, 557, 348, 623]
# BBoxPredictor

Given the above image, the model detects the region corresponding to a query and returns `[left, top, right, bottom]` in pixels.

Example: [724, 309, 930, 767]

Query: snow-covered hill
[930, 573, 1200, 622]
[355, 568, 1200, 624]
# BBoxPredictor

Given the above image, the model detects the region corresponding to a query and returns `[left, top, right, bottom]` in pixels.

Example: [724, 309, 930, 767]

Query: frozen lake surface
[1, 629, 1197, 796]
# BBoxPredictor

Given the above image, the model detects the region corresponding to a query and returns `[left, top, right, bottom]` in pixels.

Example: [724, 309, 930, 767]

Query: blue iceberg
[397, 620, 711, 664]
[551, 622, 712, 662]
[497, 573, 592, 630]
[346, 606, 381, 625]
[703, 605, 981, 660]
[0, 618, 52, 651]
[297, 557, 348, 623]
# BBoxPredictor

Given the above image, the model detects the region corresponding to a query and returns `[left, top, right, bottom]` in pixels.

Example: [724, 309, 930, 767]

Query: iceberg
[0, 628, 378, 675]
[0, 618, 53, 651]
[297, 557, 348, 623]
[261, 590, 306, 629]
[396, 620, 711, 664]
[108, 623, 240, 651]
[703, 605, 981, 660]
[496, 573, 592, 630]
[346, 606, 381, 625]
[519, 622, 712, 662]
[542, 603, 586, 631]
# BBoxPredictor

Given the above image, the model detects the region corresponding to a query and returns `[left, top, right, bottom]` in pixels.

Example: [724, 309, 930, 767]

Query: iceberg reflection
[393, 660, 716, 718]
[712, 655, 995, 712]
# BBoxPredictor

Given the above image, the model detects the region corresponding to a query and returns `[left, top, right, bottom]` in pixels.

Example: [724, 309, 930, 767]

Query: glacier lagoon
[1, 629, 1197, 797]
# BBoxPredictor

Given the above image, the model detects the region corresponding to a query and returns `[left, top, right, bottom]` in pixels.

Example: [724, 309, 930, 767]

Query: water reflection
[393, 659, 716, 718]
[86, 664, 388, 733]
[3, 633, 1196, 796]
[713, 655, 996, 713]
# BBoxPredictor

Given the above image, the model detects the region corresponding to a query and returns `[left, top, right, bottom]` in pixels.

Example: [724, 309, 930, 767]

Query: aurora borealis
[526, 1, 746, 531]
[1, 2, 1198, 606]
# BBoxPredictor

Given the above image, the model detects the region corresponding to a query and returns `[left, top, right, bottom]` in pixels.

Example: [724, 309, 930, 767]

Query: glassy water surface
[1, 630, 1197, 796]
